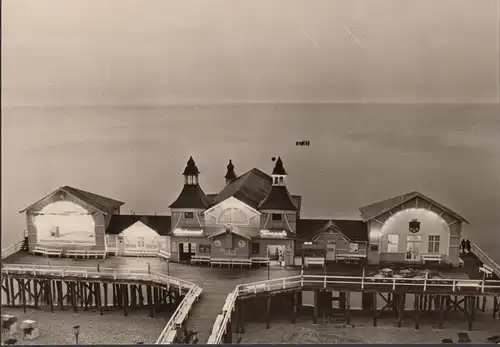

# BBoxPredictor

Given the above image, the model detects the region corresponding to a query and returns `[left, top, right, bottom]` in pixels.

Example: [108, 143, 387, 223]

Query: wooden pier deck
[2, 249, 500, 344]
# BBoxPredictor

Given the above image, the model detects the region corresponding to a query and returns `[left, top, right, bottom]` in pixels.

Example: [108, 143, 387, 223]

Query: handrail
[207, 273, 500, 344]
[471, 243, 500, 278]
[1, 264, 200, 345]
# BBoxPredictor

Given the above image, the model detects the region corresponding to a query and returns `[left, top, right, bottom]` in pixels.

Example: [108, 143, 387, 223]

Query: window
[279, 177, 284, 184]
[251, 242, 260, 254]
[184, 212, 194, 219]
[216, 208, 248, 225]
[272, 213, 282, 221]
[370, 244, 379, 252]
[183, 243, 190, 252]
[387, 234, 399, 253]
[190, 242, 196, 254]
[199, 244, 211, 253]
[428, 235, 440, 253]
[137, 237, 145, 248]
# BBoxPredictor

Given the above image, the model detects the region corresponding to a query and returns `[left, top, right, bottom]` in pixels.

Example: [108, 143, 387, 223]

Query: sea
[2, 103, 499, 263]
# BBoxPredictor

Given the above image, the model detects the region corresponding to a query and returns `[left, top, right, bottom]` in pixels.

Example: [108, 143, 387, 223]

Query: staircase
[20, 237, 29, 252]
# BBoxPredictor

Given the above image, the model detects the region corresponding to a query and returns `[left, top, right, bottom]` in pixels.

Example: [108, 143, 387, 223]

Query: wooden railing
[0, 264, 200, 345]
[206, 271, 500, 344]
[471, 243, 500, 278]
[206, 288, 239, 344]
[1, 241, 24, 259]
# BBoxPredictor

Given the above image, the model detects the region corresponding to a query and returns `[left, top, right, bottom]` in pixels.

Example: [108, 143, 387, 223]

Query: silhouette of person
[460, 239, 466, 254]
[466, 239, 471, 254]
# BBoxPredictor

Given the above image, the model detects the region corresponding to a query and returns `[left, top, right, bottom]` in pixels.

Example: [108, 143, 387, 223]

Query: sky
[2, 0, 500, 106]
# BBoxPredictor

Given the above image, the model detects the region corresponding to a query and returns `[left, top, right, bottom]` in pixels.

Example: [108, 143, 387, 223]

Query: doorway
[117, 235, 125, 256]
[406, 235, 422, 261]
[326, 240, 336, 261]
[179, 242, 196, 262]
[266, 245, 285, 266]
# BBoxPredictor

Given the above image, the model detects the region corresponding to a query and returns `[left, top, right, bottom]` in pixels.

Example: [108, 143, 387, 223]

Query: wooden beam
[345, 292, 351, 325]
[122, 284, 128, 316]
[20, 279, 27, 313]
[96, 282, 103, 315]
[372, 292, 377, 327]
[414, 294, 420, 329]
[448, 220, 458, 227]
[57, 281, 64, 310]
[9, 278, 15, 306]
[266, 295, 271, 329]
[438, 296, 445, 329]
[373, 219, 384, 225]
[71, 282, 77, 313]
[292, 292, 297, 324]
[4, 276, 11, 305]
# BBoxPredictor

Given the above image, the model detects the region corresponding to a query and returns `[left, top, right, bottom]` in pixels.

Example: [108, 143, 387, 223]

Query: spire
[182, 156, 200, 185]
[272, 157, 287, 175]
[224, 159, 237, 184]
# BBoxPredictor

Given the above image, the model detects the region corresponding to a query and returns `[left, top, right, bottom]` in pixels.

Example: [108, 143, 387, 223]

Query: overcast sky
[2, 0, 499, 106]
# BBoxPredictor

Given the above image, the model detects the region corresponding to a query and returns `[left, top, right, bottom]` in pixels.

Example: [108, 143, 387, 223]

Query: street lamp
[73, 325, 80, 344]
[267, 248, 270, 280]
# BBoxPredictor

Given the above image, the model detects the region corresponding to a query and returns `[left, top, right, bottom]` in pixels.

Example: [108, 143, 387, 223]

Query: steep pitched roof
[183, 156, 200, 175]
[210, 168, 272, 209]
[106, 214, 171, 236]
[272, 157, 287, 175]
[19, 185, 124, 214]
[297, 218, 368, 242]
[169, 184, 210, 209]
[359, 191, 469, 223]
[224, 159, 237, 180]
[258, 186, 298, 211]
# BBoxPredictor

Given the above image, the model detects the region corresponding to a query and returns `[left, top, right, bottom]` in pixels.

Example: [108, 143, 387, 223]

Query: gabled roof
[258, 186, 298, 211]
[206, 225, 258, 240]
[210, 168, 272, 209]
[359, 191, 469, 224]
[297, 218, 368, 242]
[19, 185, 124, 214]
[106, 215, 171, 236]
[169, 184, 210, 209]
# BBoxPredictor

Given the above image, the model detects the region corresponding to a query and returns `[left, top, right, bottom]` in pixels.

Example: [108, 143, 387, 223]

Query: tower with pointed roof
[224, 159, 237, 185]
[259, 157, 299, 233]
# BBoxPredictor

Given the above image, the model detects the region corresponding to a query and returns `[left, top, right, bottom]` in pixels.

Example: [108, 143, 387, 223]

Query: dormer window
[184, 212, 194, 219]
[272, 213, 282, 221]
[279, 177, 284, 184]
[274, 177, 278, 184]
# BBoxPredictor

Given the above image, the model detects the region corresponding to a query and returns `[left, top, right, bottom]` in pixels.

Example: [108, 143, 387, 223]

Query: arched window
[216, 208, 249, 225]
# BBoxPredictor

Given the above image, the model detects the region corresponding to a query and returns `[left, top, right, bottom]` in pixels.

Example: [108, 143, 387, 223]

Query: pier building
[17, 156, 466, 268]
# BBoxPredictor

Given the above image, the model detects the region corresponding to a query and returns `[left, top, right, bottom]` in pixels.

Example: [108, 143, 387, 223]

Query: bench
[157, 249, 171, 260]
[85, 250, 106, 259]
[479, 264, 494, 278]
[422, 253, 442, 264]
[210, 258, 252, 268]
[33, 247, 62, 257]
[456, 280, 482, 290]
[123, 249, 157, 257]
[190, 255, 211, 264]
[251, 257, 270, 265]
[65, 249, 87, 258]
[305, 257, 325, 268]
[335, 253, 365, 262]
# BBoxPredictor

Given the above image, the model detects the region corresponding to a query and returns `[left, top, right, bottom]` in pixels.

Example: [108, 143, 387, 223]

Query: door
[179, 242, 193, 262]
[117, 235, 125, 256]
[406, 235, 422, 261]
[326, 240, 336, 261]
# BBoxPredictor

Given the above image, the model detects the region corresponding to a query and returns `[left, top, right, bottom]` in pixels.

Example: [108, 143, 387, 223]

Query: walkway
[3, 250, 499, 343]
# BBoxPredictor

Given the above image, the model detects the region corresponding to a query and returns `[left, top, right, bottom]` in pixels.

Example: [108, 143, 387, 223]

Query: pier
[2, 243, 500, 344]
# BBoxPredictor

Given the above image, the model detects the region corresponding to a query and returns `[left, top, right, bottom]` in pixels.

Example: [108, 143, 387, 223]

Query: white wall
[34, 201, 96, 245]
[121, 221, 164, 250]
[379, 208, 450, 255]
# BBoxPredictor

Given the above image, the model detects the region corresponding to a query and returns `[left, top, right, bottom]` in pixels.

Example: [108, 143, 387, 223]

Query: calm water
[2, 104, 499, 262]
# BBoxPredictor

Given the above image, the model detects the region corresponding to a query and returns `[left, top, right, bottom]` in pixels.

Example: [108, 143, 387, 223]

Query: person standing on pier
[460, 239, 466, 254]
[466, 239, 471, 254]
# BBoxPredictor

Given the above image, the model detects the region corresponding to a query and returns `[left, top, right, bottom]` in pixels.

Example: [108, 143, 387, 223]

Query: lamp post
[267, 248, 270, 280]
[167, 259, 170, 277]
[73, 325, 80, 344]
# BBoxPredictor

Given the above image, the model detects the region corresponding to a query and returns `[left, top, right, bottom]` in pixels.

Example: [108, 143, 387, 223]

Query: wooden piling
[95, 282, 103, 315]
[292, 292, 297, 324]
[71, 282, 77, 313]
[47, 280, 54, 313]
[313, 290, 319, 324]
[57, 281, 64, 310]
[468, 296, 475, 331]
[414, 294, 420, 329]
[103, 283, 108, 308]
[147, 285, 154, 318]
[266, 295, 271, 329]
[122, 284, 129, 316]
[372, 292, 377, 327]
[438, 296, 445, 329]
[345, 292, 351, 325]
[397, 294, 405, 327]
